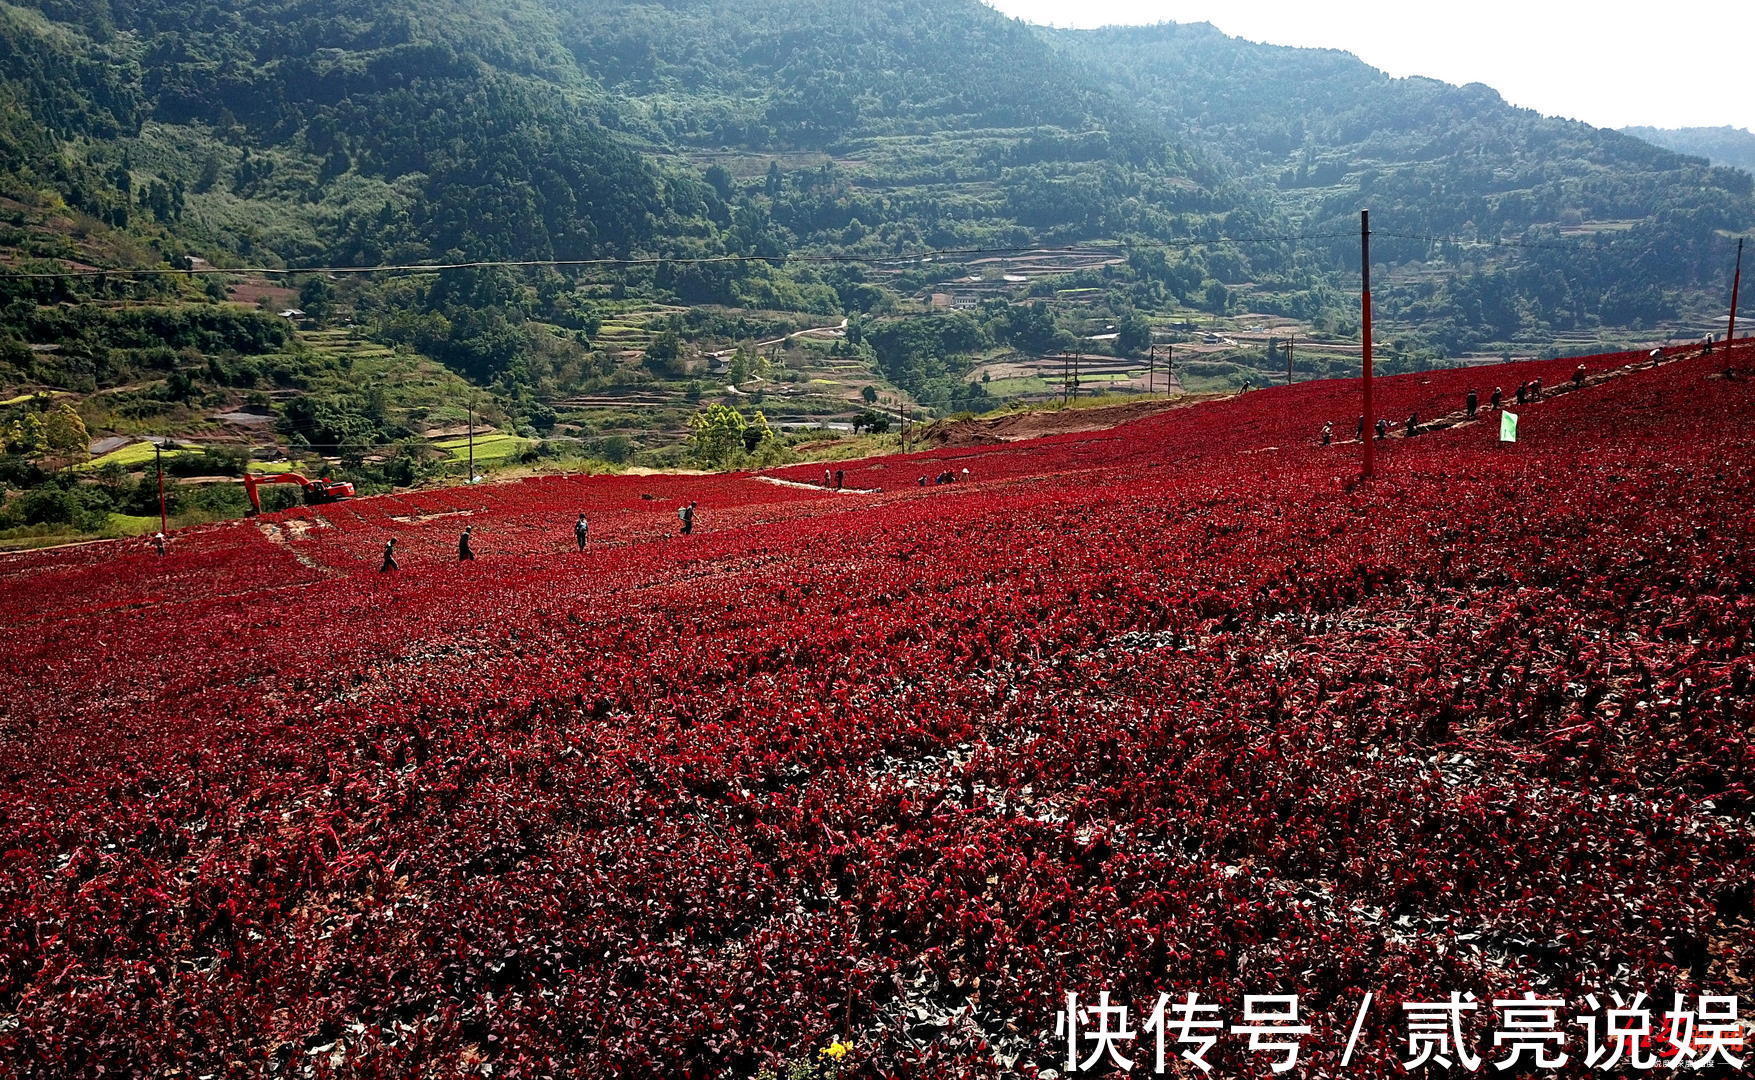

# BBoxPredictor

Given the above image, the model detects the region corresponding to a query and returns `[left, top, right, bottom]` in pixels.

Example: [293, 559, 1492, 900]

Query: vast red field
[3, 345, 1753, 1077]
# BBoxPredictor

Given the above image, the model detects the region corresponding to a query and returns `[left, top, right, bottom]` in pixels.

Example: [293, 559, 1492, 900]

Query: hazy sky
[982, 1, 1754, 132]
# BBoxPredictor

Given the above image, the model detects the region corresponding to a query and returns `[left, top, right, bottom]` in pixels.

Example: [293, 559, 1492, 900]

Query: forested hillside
[1049, 21, 1753, 352]
[0, 0, 1749, 547]
[1623, 125, 1755, 175]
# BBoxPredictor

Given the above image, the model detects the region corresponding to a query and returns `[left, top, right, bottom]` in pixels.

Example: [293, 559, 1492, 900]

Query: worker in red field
[678, 501, 697, 535]
[458, 526, 476, 561]
[1374, 418, 1389, 440]
[1531, 376, 1542, 399]
[834, 469, 845, 490]
[1405, 412, 1419, 437]
[380, 537, 398, 572]
[961, 467, 970, 482]
[1515, 382, 1527, 405]
[1490, 386, 1503, 410]
[1355, 414, 1364, 440]
[574, 513, 589, 551]
[1320, 422, 1333, 446]
[1573, 364, 1586, 388]
[1466, 389, 1478, 418]
[822, 468, 831, 487]
[152, 531, 167, 557]
[917, 475, 927, 487]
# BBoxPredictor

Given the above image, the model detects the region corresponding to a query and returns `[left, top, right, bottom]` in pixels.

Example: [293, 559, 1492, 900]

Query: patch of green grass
[982, 376, 1051, 395]
[102, 512, 161, 537]
[76, 442, 188, 470]
[0, 391, 70, 407]
[434, 432, 534, 465]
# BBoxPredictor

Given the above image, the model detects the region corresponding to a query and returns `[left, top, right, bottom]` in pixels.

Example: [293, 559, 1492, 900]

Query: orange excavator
[242, 472, 355, 516]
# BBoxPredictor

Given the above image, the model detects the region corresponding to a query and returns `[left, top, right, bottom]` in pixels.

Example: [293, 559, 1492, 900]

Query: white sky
[983, 0, 1755, 132]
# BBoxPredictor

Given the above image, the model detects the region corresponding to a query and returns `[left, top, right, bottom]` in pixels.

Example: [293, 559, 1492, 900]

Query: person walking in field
[1573, 363, 1586, 389]
[458, 526, 476, 561]
[1466, 389, 1478, 418]
[574, 513, 589, 551]
[152, 532, 167, 557]
[1355, 415, 1364, 441]
[678, 501, 697, 536]
[834, 469, 845, 490]
[1405, 412, 1420, 437]
[1490, 386, 1503, 410]
[1374, 418, 1389, 440]
[823, 468, 832, 487]
[1531, 376, 1542, 399]
[380, 538, 398, 572]
[1320, 422, 1333, 446]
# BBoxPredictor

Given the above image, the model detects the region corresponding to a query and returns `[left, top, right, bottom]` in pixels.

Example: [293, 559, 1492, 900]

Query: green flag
[1500, 410, 1519, 443]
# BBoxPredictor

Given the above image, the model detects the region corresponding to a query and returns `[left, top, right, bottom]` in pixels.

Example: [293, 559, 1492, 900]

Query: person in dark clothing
[574, 513, 589, 551]
[458, 526, 475, 561]
[1374, 418, 1389, 440]
[1406, 413, 1419, 437]
[834, 469, 845, 490]
[1573, 364, 1586, 389]
[917, 476, 927, 487]
[678, 501, 696, 536]
[1490, 386, 1503, 410]
[1355, 415, 1364, 441]
[1531, 377, 1542, 399]
[380, 538, 398, 572]
[822, 468, 832, 487]
[1515, 382, 1528, 405]
[1320, 422, 1333, 446]
[1466, 389, 1478, 418]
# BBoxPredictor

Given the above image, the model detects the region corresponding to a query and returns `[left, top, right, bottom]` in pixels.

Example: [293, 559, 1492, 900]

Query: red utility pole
[155, 442, 167, 535]
[1729, 237, 1744, 351]
[1166, 344, 1173, 398]
[1361, 209, 1376, 480]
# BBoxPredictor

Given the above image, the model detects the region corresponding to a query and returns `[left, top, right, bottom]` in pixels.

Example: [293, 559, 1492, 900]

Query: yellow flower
[820, 1039, 853, 1061]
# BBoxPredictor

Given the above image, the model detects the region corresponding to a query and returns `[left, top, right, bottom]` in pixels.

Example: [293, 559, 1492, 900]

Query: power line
[0, 234, 1354, 281]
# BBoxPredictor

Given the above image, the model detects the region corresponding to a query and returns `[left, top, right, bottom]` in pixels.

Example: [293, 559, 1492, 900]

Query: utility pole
[1147, 344, 1155, 395]
[1287, 334, 1295, 386]
[1361, 209, 1376, 481]
[1729, 237, 1744, 353]
[467, 397, 476, 481]
[1062, 352, 1069, 406]
[154, 442, 167, 535]
[1166, 343, 1173, 398]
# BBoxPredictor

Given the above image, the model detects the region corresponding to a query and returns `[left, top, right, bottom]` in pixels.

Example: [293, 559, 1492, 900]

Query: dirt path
[706, 318, 849, 359]
[753, 475, 881, 495]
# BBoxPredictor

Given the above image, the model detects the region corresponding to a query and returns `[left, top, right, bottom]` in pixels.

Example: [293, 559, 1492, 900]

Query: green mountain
[1622, 125, 1755, 175]
[1047, 21, 1752, 351]
[0, 0, 1750, 546]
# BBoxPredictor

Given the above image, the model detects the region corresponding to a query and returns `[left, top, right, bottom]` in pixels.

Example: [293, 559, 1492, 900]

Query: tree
[860, 385, 879, 404]
[1114, 311, 1153, 357]
[299, 277, 335, 324]
[644, 330, 686, 377]
[688, 404, 751, 467]
[41, 404, 88, 459]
